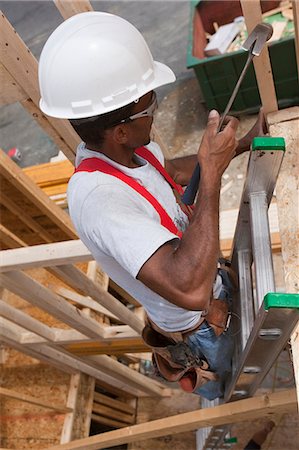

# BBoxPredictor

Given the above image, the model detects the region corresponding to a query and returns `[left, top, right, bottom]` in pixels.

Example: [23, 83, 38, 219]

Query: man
[38, 11, 262, 400]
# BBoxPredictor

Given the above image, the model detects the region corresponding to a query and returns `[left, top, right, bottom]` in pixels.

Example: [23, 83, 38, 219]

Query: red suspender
[74, 150, 183, 238]
[135, 147, 184, 195]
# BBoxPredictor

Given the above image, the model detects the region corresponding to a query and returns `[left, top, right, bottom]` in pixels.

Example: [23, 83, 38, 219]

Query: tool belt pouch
[142, 323, 217, 392]
[202, 298, 229, 337]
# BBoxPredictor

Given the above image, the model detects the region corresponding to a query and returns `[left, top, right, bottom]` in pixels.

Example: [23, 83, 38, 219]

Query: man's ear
[111, 124, 129, 144]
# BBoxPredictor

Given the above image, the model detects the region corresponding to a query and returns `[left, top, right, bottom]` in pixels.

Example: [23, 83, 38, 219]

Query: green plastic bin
[187, 0, 299, 113]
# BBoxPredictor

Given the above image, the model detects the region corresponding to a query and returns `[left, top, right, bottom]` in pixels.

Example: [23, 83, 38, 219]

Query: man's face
[124, 91, 157, 148]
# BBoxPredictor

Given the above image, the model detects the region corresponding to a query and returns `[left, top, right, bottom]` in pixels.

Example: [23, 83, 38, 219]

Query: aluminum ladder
[196, 137, 299, 450]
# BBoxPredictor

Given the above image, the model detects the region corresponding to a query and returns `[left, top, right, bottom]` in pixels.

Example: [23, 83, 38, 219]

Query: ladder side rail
[249, 191, 276, 311]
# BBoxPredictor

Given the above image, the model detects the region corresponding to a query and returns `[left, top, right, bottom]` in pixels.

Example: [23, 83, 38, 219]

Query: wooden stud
[45, 389, 297, 450]
[0, 387, 72, 413]
[240, 0, 278, 113]
[60, 373, 81, 444]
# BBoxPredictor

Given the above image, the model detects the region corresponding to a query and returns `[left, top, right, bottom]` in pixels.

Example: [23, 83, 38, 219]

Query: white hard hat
[38, 12, 176, 119]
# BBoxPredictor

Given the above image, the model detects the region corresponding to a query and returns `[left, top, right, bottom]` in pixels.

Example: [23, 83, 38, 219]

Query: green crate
[187, 0, 299, 114]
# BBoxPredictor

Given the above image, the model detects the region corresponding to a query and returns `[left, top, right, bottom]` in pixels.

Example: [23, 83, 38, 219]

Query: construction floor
[0, 1, 298, 449]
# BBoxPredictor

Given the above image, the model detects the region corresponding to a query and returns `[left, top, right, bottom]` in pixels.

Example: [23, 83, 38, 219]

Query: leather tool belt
[142, 262, 237, 392]
[142, 316, 217, 393]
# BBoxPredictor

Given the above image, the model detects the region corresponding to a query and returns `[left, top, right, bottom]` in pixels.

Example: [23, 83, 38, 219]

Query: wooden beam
[240, 0, 278, 113]
[0, 192, 54, 242]
[0, 300, 56, 342]
[0, 271, 107, 340]
[0, 387, 72, 413]
[0, 150, 77, 239]
[0, 224, 27, 248]
[60, 374, 81, 444]
[0, 240, 92, 272]
[93, 392, 135, 415]
[54, 0, 93, 19]
[0, 62, 28, 105]
[65, 338, 149, 356]
[49, 265, 144, 334]
[53, 287, 119, 322]
[83, 354, 166, 398]
[45, 389, 297, 450]
[0, 329, 158, 398]
[0, 12, 79, 160]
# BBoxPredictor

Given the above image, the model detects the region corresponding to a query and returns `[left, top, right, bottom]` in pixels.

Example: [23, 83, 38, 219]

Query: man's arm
[137, 110, 238, 311]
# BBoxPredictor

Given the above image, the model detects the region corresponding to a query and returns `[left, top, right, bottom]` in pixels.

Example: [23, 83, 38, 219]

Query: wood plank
[0, 300, 56, 342]
[1, 192, 54, 242]
[0, 387, 72, 413]
[53, 286, 119, 321]
[60, 373, 81, 444]
[92, 403, 134, 424]
[267, 106, 299, 125]
[50, 265, 144, 335]
[54, 0, 93, 19]
[84, 355, 167, 398]
[241, 0, 278, 113]
[0, 13, 79, 160]
[23, 160, 74, 187]
[91, 413, 127, 429]
[66, 338, 149, 356]
[0, 224, 27, 248]
[81, 376, 96, 438]
[0, 240, 92, 272]
[45, 389, 297, 450]
[0, 149, 77, 238]
[0, 271, 107, 340]
[0, 62, 28, 105]
[0, 332, 148, 398]
[93, 392, 135, 415]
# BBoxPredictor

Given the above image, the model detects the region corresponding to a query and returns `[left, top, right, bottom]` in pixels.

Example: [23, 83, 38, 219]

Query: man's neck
[87, 142, 141, 168]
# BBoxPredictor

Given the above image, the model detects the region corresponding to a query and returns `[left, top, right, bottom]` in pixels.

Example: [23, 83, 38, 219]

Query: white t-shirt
[68, 141, 221, 332]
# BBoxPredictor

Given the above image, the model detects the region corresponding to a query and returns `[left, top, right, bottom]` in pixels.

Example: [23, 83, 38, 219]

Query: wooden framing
[0, 0, 298, 448]
[0, 387, 72, 414]
[240, 0, 278, 113]
[45, 389, 297, 450]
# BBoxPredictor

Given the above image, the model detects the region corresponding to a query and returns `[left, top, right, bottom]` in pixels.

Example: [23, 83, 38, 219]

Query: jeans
[187, 267, 235, 400]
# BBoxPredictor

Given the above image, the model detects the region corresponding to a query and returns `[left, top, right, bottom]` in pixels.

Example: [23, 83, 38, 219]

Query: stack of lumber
[23, 159, 74, 209]
[92, 392, 136, 429]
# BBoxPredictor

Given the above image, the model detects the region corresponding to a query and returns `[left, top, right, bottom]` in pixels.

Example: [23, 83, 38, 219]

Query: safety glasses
[120, 91, 158, 123]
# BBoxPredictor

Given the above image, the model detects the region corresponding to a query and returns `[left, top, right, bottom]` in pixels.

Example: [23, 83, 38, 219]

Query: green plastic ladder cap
[252, 137, 285, 151]
[264, 292, 299, 310]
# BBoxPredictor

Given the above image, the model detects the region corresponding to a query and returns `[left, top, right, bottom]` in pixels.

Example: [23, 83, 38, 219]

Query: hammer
[181, 22, 273, 205]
